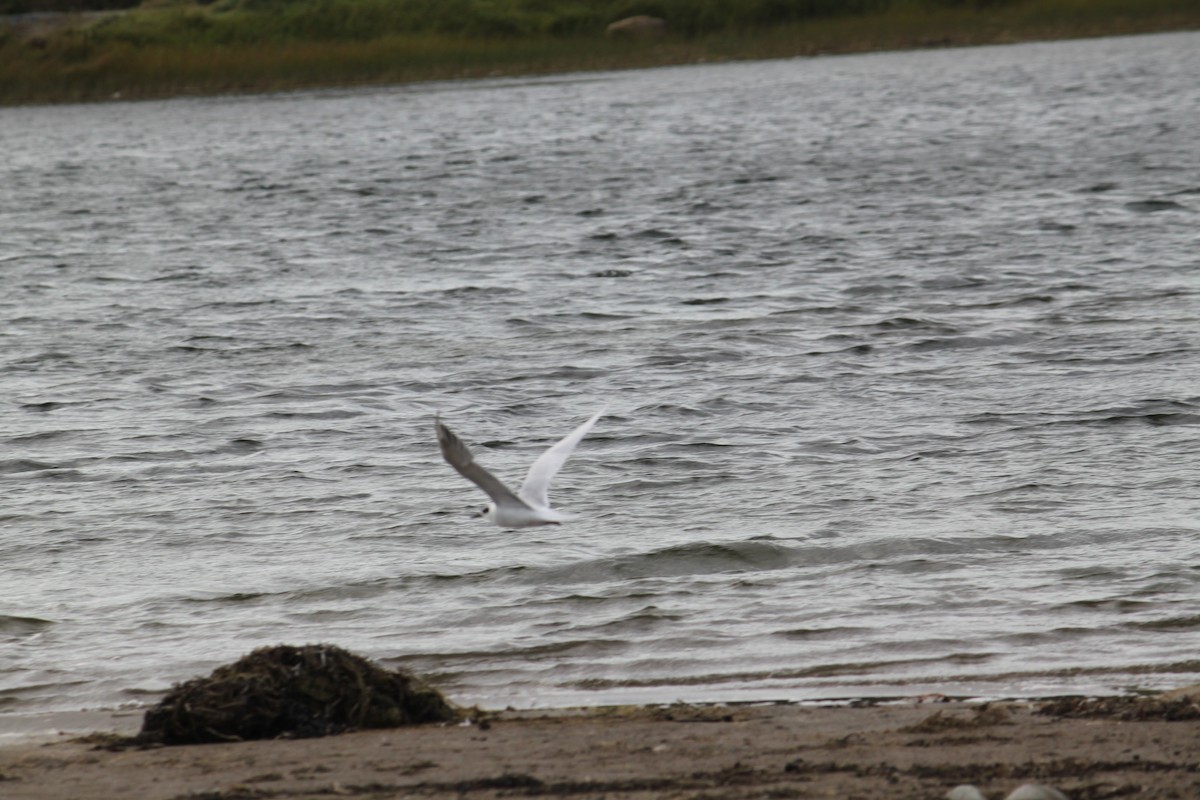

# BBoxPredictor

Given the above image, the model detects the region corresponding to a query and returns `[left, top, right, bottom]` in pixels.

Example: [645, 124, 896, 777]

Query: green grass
[2, 0, 1198, 105]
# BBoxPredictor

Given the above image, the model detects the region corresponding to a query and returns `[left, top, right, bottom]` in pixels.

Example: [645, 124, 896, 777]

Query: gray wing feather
[436, 418, 531, 511]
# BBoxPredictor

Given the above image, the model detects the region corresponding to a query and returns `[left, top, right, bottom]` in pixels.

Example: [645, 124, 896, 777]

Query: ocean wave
[0, 615, 55, 636]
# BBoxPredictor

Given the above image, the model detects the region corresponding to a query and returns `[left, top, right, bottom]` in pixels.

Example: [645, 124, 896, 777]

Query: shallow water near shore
[2, 31, 1199, 723]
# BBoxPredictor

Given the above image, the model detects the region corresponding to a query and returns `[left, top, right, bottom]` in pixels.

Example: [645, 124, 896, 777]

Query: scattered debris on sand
[901, 703, 1014, 733]
[1036, 691, 1200, 721]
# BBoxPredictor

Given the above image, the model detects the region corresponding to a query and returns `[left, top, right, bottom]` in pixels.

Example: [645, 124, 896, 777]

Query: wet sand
[2, 695, 1199, 800]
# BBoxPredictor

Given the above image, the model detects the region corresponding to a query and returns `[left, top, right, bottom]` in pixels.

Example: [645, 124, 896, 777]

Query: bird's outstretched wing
[436, 418, 532, 512]
[519, 408, 604, 509]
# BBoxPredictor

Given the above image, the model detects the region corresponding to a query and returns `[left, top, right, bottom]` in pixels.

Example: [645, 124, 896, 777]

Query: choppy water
[3, 31, 1200, 723]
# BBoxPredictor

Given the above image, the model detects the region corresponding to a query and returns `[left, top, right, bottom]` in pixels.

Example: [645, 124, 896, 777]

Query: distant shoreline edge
[2, 8, 1199, 107]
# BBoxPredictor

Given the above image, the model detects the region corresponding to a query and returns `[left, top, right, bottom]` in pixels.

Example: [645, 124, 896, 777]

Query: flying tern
[436, 409, 604, 528]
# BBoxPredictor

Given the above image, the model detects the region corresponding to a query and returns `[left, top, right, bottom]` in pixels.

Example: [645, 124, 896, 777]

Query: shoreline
[0, 708, 144, 747]
[3, 665, 1197, 746]
[1, 669, 1191, 747]
[2, 6, 1199, 107]
[2, 691, 1199, 799]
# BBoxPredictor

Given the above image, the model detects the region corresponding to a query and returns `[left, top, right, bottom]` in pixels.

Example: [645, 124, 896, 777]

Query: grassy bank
[2, 0, 1199, 106]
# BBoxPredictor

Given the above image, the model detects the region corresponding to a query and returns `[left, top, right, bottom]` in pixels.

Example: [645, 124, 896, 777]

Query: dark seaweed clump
[140, 644, 458, 745]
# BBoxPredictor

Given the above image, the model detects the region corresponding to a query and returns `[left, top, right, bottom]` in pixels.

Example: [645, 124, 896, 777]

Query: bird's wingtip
[434, 414, 452, 447]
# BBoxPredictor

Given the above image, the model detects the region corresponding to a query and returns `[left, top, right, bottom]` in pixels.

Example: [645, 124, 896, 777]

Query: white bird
[436, 409, 604, 528]
[1004, 786, 1069, 800]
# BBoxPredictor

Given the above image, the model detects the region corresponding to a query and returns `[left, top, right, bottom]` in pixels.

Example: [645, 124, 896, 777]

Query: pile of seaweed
[1036, 693, 1200, 722]
[139, 644, 459, 745]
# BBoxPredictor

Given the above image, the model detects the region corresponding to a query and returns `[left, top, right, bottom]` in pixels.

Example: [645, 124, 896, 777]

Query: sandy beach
[2, 693, 1198, 800]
